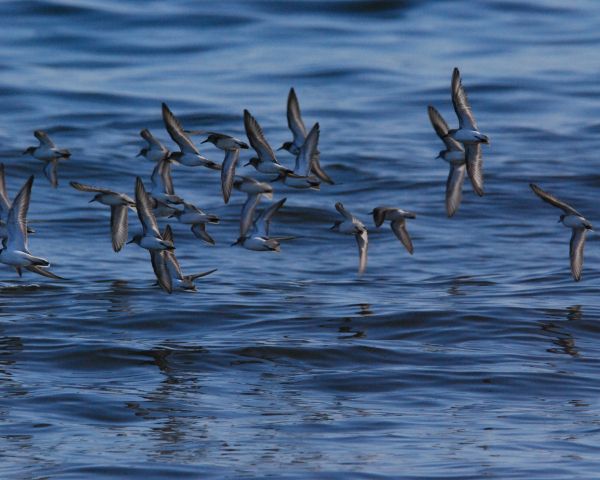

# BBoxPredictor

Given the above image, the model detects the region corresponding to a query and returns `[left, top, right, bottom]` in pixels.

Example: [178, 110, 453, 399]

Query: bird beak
[126, 239, 134, 244]
[557, 218, 562, 223]
[277, 146, 285, 151]
[136, 150, 143, 157]
[201, 139, 209, 144]
[329, 224, 336, 230]
[243, 161, 251, 167]
[435, 154, 442, 159]
[89, 198, 96, 203]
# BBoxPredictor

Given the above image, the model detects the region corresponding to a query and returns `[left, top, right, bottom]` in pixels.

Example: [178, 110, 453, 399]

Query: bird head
[278, 141, 293, 152]
[23, 146, 35, 156]
[244, 157, 259, 168]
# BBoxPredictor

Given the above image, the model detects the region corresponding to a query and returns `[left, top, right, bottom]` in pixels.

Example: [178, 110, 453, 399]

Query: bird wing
[0, 164, 12, 221]
[34, 130, 56, 148]
[162, 102, 200, 155]
[240, 193, 262, 238]
[529, 183, 582, 216]
[110, 205, 129, 252]
[451, 68, 478, 130]
[191, 223, 215, 245]
[7, 176, 33, 252]
[253, 198, 286, 237]
[189, 268, 218, 281]
[465, 143, 484, 196]
[570, 228, 586, 282]
[356, 227, 368, 275]
[428, 105, 464, 151]
[69, 181, 113, 195]
[43, 160, 59, 188]
[25, 265, 64, 280]
[140, 129, 167, 150]
[294, 122, 320, 176]
[243, 109, 278, 163]
[390, 219, 414, 254]
[221, 148, 240, 204]
[446, 164, 466, 217]
[150, 250, 173, 293]
[335, 201, 354, 222]
[135, 176, 161, 237]
[287, 87, 307, 144]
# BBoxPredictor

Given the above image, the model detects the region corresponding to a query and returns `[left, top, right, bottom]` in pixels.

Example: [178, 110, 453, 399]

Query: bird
[428, 105, 469, 216]
[330, 202, 368, 275]
[137, 129, 170, 163]
[234, 176, 274, 238]
[23, 130, 71, 188]
[233, 197, 293, 251]
[449, 68, 488, 195]
[201, 132, 249, 151]
[530, 183, 593, 282]
[277, 122, 321, 189]
[128, 177, 175, 292]
[151, 224, 217, 292]
[0, 175, 63, 279]
[371, 207, 416, 254]
[169, 202, 219, 245]
[161, 103, 221, 170]
[70, 181, 136, 252]
[201, 133, 249, 204]
[149, 158, 184, 206]
[278, 87, 334, 184]
[243, 109, 293, 175]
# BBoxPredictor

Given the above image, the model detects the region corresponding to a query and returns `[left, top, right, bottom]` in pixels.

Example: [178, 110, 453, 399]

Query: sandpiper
[371, 207, 416, 254]
[331, 202, 368, 275]
[530, 183, 593, 281]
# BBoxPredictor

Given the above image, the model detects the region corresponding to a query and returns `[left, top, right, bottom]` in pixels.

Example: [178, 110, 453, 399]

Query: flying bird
[448, 68, 489, 196]
[23, 130, 71, 188]
[330, 202, 368, 275]
[371, 206, 416, 254]
[70, 181, 136, 252]
[0, 176, 63, 279]
[161, 103, 221, 170]
[277, 122, 321, 190]
[233, 197, 292, 251]
[243, 109, 292, 176]
[279, 88, 334, 184]
[169, 202, 219, 245]
[137, 129, 170, 163]
[151, 225, 217, 292]
[428, 105, 469, 215]
[530, 183, 593, 281]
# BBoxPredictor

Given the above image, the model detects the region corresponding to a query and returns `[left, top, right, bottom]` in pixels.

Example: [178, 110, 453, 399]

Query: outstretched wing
[294, 122, 319, 176]
[162, 103, 200, 155]
[428, 105, 464, 151]
[465, 144, 484, 196]
[69, 181, 114, 195]
[451, 68, 478, 130]
[253, 198, 286, 237]
[287, 87, 307, 144]
[530, 183, 582, 217]
[570, 228, 586, 282]
[110, 205, 129, 252]
[244, 109, 278, 163]
[134, 176, 161, 237]
[7, 176, 34, 252]
[34, 130, 56, 148]
[356, 228, 368, 275]
[221, 149, 240, 204]
[390, 219, 414, 254]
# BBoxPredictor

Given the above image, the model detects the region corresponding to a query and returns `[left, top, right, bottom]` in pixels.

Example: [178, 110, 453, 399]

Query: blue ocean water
[1, 0, 600, 478]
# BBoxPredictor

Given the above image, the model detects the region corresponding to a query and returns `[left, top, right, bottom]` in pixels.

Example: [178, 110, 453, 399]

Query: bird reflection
[540, 305, 583, 357]
[106, 280, 132, 314]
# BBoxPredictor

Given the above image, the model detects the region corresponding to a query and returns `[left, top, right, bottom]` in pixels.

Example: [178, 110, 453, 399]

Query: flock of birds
[2, 67, 592, 291]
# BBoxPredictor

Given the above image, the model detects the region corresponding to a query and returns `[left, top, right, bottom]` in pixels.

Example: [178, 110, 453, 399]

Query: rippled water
[2, 0, 600, 478]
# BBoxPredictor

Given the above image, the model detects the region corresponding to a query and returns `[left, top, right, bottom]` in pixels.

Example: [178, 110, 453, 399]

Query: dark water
[1, 0, 600, 478]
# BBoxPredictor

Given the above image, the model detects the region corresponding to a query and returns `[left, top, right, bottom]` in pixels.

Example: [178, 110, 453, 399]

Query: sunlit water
[1, 0, 600, 478]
